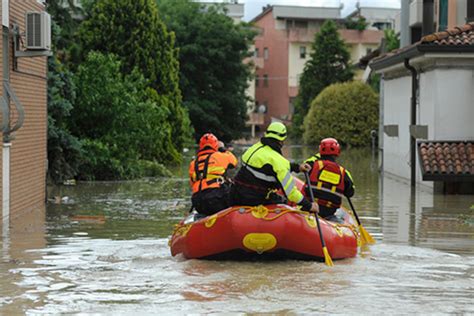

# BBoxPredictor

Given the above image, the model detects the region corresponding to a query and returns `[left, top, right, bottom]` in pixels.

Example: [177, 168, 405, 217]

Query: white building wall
[418, 70, 436, 139]
[383, 76, 412, 179]
[432, 68, 474, 140]
[382, 63, 474, 186]
[288, 42, 309, 87]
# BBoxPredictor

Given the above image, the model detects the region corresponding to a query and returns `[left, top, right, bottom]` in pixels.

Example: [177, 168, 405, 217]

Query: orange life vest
[308, 159, 346, 208]
[189, 148, 237, 195]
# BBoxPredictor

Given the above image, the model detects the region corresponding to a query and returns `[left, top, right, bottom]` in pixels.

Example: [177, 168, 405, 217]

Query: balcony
[287, 28, 315, 42]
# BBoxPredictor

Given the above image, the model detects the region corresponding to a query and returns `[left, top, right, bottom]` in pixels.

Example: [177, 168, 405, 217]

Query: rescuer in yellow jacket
[231, 122, 319, 213]
[189, 133, 238, 216]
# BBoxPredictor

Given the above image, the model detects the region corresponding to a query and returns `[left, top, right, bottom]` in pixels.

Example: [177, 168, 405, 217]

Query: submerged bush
[303, 81, 378, 147]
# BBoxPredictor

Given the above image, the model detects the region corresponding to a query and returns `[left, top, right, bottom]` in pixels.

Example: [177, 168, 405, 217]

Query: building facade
[405, 0, 474, 44]
[1, 0, 48, 235]
[371, 10, 474, 195]
[347, 6, 401, 31]
[252, 5, 383, 126]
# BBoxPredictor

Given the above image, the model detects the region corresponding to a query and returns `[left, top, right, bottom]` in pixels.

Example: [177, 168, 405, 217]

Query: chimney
[422, 0, 434, 36]
[468, 0, 474, 22]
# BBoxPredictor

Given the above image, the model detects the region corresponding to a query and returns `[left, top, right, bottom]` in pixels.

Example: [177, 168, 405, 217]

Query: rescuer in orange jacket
[305, 138, 355, 222]
[189, 133, 238, 216]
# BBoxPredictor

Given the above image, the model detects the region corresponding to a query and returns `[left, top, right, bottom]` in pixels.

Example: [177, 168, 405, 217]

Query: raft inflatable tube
[169, 204, 359, 261]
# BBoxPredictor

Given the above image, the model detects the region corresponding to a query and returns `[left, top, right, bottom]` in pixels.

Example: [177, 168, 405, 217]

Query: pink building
[252, 5, 383, 127]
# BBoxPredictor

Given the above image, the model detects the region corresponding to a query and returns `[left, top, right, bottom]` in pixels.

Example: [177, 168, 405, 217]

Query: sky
[235, 0, 401, 21]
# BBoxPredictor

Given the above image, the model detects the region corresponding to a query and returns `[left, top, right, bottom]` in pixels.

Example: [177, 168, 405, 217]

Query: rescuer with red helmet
[305, 138, 355, 222]
[189, 133, 238, 216]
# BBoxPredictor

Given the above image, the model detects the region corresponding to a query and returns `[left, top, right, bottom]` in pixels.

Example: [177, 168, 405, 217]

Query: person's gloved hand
[299, 163, 311, 172]
[310, 202, 319, 213]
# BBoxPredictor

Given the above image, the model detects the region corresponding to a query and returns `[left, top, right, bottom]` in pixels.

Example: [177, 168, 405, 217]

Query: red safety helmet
[319, 138, 340, 156]
[199, 133, 218, 151]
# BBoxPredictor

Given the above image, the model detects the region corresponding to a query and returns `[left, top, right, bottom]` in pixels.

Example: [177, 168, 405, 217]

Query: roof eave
[370, 45, 421, 71]
[370, 44, 474, 71]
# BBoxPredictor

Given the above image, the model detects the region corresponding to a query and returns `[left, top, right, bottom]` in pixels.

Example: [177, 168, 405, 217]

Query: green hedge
[303, 81, 378, 147]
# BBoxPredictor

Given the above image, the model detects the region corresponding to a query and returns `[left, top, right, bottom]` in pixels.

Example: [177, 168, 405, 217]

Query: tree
[345, 16, 368, 31]
[78, 0, 192, 152]
[303, 81, 378, 147]
[368, 29, 400, 92]
[292, 20, 354, 137]
[47, 55, 83, 183]
[157, 0, 256, 142]
[70, 52, 177, 180]
[384, 29, 400, 51]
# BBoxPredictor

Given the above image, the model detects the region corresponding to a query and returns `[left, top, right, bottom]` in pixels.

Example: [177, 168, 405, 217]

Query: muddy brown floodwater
[1, 147, 473, 314]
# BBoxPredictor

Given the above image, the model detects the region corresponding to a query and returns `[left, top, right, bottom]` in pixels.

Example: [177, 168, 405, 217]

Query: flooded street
[1, 147, 473, 314]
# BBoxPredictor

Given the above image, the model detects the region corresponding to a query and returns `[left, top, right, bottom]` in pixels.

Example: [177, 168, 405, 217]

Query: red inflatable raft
[169, 204, 359, 261]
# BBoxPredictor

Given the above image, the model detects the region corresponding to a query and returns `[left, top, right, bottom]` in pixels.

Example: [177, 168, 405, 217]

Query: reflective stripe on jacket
[308, 159, 349, 208]
[234, 141, 304, 204]
[189, 149, 238, 194]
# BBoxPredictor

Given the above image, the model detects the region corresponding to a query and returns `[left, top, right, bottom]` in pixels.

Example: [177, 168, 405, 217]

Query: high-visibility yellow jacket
[235, 141, 304, 204]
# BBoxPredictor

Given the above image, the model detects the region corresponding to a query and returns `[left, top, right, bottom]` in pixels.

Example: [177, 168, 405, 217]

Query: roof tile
[418, 141, 474, 181]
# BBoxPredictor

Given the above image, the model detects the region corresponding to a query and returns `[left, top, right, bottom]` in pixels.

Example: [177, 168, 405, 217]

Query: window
[255, 76, 259, 87]
[286, 19, 308, 29]
[264, 47, 269, 60]
[294, 20, 308, 29]
[263, 74, 268, 87]
[299, 46, 306, 59]
[254, 48, 259, 57]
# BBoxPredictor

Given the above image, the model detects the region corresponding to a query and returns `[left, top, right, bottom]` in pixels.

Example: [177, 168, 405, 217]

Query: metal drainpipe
[2, 24, 10, 238]
[404, 58, 418, 187]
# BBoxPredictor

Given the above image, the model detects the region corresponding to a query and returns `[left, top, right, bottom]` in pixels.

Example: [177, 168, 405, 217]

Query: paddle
[347, 197, 375, 245]
[304, 171, 334, 267]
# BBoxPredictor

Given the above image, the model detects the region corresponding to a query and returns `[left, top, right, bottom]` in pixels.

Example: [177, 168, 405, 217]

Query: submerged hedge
[303, 81, 378, 147]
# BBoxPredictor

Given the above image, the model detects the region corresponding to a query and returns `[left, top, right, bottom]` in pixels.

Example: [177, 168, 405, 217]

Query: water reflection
[1, 147, 473, 314]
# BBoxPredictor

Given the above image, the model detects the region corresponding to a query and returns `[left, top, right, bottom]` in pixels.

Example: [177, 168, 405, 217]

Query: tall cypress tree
[78, 0, 192, 153]
[292, 20, 353, 137]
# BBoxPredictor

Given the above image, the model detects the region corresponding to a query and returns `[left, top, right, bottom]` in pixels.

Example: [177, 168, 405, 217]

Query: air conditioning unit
[25, 11, 51, 50]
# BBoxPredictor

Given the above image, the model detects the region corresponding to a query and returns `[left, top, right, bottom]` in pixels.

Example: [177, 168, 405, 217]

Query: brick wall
[0, 0, 47, 223]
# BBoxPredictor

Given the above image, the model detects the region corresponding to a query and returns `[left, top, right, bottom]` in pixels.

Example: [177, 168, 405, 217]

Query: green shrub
[303, 81, 378, 147]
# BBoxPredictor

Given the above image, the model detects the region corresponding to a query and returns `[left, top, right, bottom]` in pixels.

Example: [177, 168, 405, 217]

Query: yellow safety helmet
[264, 122, 287, 141]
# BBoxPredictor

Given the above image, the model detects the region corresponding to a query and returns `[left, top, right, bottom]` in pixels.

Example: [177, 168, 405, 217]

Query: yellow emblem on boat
[243, 233, 277, 254]
[305, 214, 317, 228]
[173, 224, 192, 238]
[205, 214, 217, 228]
[251, 205, 269, 219]
[334, 225, 344, 237]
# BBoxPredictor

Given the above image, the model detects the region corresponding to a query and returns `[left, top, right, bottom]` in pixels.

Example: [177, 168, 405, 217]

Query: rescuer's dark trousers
[230, 183, 286, 206]
[192, 185, 231, 216]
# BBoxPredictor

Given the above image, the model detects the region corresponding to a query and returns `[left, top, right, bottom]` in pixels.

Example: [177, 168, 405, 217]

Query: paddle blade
[322, 247, 334, 267]
[359, 225, 375, 245]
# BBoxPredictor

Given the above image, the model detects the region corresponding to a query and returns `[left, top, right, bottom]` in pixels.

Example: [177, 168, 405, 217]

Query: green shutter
[439, 0, 448, 31]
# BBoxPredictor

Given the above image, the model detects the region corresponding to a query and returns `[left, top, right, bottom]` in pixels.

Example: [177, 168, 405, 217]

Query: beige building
[252, 5, 384, 126]
[1, 0, 49, 236]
